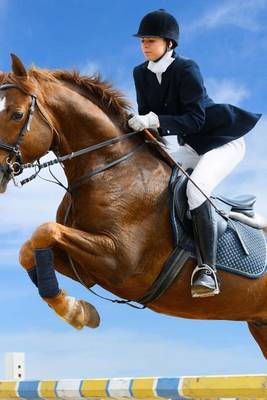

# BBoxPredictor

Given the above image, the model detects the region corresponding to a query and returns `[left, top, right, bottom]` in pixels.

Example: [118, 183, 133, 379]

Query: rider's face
[140, 37, 168, 61]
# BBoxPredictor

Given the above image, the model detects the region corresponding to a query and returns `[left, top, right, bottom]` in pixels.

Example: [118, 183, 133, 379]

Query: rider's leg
[171, 143, 199, 173]
[187, 137, 246, 297]
[190, 199, 219, 297]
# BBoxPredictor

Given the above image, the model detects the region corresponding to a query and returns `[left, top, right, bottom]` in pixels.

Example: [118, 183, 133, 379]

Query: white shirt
[147, 50, 175, 84]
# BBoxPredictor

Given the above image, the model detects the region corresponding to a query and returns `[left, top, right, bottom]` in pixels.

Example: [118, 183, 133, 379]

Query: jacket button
[164, 103, 167, 107]
[166, 129, 170, 134]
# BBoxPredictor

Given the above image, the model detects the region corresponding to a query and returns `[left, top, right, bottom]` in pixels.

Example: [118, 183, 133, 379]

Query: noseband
[0, 83, 37, 176]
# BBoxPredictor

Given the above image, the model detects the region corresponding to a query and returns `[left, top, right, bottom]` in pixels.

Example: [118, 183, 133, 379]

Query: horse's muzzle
[0, 163, 10, 193]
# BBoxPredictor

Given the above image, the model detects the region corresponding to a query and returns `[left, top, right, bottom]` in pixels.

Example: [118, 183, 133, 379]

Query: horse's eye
[11, 111, 24, 121]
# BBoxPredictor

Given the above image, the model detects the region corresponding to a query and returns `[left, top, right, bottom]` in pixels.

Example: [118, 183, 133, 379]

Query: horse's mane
[0, 67, 166, 143]
[0, 67, 130, 129]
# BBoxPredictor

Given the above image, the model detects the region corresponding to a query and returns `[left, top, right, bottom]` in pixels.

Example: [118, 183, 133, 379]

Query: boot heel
[191, 287, 220, 298]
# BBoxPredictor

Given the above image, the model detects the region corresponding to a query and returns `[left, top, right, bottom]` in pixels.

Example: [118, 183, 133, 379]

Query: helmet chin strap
[154, 47, 173, 62]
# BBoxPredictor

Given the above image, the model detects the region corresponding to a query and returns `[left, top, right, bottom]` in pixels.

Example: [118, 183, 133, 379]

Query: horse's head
[0, 54, 56, 193]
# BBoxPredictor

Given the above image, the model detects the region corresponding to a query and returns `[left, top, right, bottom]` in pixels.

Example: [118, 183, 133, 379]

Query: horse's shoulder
[56, 193, 71, 224]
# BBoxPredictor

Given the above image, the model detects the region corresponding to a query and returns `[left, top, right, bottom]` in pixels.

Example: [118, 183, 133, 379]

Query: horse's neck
[45, 83, 131, 185]
[47, 84, 119, 149]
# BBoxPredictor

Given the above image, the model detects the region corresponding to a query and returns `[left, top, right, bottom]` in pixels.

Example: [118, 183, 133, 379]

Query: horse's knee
[31, 222, 60, 248]
[19, 240, 35, 270]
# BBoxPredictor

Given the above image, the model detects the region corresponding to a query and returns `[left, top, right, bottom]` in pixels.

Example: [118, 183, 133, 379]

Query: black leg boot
[190, 200, 220, 298]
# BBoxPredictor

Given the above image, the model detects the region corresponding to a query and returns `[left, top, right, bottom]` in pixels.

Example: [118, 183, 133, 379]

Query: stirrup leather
[191, 264, 220, 298]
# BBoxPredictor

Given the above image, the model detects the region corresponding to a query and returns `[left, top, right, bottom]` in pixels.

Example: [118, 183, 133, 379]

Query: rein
[0, 82, 228, 310]
[19, 131, 141, 187]
[0, 83, 142, 187]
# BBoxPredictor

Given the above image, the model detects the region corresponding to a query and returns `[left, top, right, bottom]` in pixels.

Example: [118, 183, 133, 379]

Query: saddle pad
[169, 166, 267, 279]
[215, 220, 267, 278]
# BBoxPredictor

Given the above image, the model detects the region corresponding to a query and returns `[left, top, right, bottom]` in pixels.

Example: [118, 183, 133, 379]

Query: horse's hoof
[44, 291, 100, 330]
[60, 297, 85, 330]
[62, 298, 100, 330]
[79, 300, 100, 328]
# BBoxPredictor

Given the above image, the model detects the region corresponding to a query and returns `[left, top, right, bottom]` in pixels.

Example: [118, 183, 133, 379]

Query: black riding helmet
[133, 9, 179, 48]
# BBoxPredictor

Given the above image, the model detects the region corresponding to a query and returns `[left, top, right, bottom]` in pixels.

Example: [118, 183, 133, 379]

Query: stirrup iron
[191, 264, 220, 298]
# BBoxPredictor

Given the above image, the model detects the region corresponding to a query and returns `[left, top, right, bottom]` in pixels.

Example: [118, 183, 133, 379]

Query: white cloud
[0, 326, 265, 380]
[211, 115, 267, 213]
[187, 0, 267, 33]
[205, 78, 249, 105]
[0, 153, 67, 232]
[236, 116, 267, 173]
[80, 61, 101, 76]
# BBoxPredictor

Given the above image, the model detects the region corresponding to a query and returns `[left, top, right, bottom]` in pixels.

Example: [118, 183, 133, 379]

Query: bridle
[0, 83, 142, 188]
[0, 83, 37, 177]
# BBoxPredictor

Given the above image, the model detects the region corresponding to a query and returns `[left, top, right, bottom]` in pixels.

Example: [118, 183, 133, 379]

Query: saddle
[169, 167, 258, 248]
[136, 166, 267, 306]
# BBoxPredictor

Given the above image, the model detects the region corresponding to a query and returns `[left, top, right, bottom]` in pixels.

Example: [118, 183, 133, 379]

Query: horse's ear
[10, 53, 27, 77]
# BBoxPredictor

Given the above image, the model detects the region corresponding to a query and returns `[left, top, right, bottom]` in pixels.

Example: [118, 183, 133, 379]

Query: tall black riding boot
[190, 200, 220, 298]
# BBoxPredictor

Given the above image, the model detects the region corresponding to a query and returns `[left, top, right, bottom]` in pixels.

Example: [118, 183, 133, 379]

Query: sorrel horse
[0, 54, 267, 358]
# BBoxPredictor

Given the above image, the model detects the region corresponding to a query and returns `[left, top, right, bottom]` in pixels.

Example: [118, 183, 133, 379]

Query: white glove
[128, 112, 160, 131]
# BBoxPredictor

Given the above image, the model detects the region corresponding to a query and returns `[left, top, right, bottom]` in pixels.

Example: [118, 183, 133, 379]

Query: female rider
[128, 9, 261, 298]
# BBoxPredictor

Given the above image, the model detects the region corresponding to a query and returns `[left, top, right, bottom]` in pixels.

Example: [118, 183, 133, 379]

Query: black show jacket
[133, 54, 261, 155]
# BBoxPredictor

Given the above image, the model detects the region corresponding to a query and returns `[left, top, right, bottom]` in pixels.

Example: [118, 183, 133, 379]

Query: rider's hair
[165, 39, 174, 49]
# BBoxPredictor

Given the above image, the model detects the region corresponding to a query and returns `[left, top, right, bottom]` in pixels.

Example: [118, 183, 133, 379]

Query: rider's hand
[128, 112, 160, 131]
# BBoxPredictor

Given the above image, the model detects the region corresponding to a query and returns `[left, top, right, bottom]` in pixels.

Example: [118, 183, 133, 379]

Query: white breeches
[171, 137, 246, 210]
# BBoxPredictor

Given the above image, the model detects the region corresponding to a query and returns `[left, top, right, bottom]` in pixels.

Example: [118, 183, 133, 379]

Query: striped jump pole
[0, 375, 267, 399]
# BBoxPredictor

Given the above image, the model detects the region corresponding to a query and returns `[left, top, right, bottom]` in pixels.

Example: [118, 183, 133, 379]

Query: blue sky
[0, 0, 267, 379]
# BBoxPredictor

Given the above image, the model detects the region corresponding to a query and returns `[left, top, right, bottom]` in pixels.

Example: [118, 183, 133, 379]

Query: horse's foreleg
[19, 236, 100, 330]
